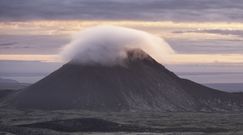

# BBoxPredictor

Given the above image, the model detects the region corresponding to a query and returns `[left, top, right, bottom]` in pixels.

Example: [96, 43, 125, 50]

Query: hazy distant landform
[205, 83, 243, 93]
[0, 77, 29, 90]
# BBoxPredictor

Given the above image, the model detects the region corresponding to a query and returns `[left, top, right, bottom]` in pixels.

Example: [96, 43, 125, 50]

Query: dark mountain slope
[179, 79, 243, 111]
[7, 49, 243, 112]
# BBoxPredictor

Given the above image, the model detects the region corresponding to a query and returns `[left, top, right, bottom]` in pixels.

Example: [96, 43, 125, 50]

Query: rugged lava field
[0, 108, 243, 135]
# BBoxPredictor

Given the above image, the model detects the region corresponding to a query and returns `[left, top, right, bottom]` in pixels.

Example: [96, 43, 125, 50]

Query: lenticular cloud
[61, 25, 175, 65]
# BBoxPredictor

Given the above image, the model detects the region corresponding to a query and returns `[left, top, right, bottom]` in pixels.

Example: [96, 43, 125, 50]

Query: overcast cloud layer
[1, 0, 243, 22]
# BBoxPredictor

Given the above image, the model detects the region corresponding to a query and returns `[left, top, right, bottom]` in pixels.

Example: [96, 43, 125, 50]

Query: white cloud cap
[61, 25, 175, 65]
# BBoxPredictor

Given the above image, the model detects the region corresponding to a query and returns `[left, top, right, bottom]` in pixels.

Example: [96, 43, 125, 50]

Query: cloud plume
[61, 25, 175, 65]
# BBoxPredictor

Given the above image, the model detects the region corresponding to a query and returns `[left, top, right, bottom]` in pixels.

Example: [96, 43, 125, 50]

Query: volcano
[9, 49, 243, 112]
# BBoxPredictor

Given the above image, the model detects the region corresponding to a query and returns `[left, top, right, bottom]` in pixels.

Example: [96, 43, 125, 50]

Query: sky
[0, 0, 243, 85]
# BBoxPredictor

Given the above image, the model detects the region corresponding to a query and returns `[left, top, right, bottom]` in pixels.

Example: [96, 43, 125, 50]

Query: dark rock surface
[0, 109, 243, 135]
[18, 118, 229, 133]
[19, 118, 152, 132]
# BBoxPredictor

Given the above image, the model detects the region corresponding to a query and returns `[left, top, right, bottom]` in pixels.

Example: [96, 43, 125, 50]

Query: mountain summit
[9, 49, 243, 112]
